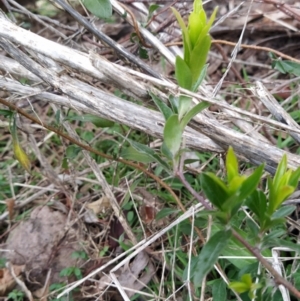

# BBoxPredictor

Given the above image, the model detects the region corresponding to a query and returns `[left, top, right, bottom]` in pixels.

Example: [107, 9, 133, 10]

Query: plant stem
[231, 229, 300, 299]
[177, 156, 211, 209]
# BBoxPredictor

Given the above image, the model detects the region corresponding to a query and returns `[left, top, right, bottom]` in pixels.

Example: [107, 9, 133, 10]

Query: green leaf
[191, 64, 208, 92]
[0, 109, 13, 118]
[190, 35, 211, 85]
[273, 154, 287, 189]
[66, 145, 82, 159]
[227, 175, 246, 195]
[220, 234, 257, 269]
[205, 6, 218, 35]
[55, 109, 61, 125]
[175, 56, 192, 89]
[188, 9, 205, 49]
[149, 92, 173, 120]
[226, 146, 238, 182]
[262, 237, 300, 253]
[229, 281, 250, 294]
[156, 208, 180, 220]
[229, 273, 261, 300]
[210, 278, 227, 301]
[289, 167, 300, 187]
[261, 218, 286, 234]
[62, 157, 68, 169]
[148, 4, 161, 19]
[191, 230, 232, 286]
[127, 211, 134, 222]
[261, 228, 285, 249]
[246, 190, 267, 224]
[236, 164, 264, 202]
[163, 115, 182, 157]
[74, 267, 82, 279]
[82, 0, 112, 19]
[161, 141, 173, 160]
[241, 273, 252, 286]
[194, 22, 211, 48]
[71, 251, 88, 260]
[272, 185, 294, 212]
[126, 139, 171, 171]
[121, 146, 155, 163]
[246, 217, 259, 238]
[180, 101, 210, 130]
[169, 95, 179, 114]
[201, 173, 229, 210]
[92, 117, 114, 128]
[178, 95, 192, 120]
[265, 229, 287, 241]
[272, 60, 300, 77]
[171, 7, 191, 64]
[272, 205, 295, 219]
[139, 46, 149, 59]
[65, 114, 114, 128]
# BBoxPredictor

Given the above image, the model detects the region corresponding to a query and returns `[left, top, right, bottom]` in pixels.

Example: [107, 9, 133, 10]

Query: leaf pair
[201, 147, 264, 223]
[150, 92, 209, 164]
[229, 274, 262, 299]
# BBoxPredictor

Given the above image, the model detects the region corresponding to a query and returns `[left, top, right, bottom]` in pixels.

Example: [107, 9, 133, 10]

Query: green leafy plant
[7, 289, 25, 301]
[99, 245, 109, 257]
[147, 4, 300, 297]
[171, 0, 217, 92]
[60, 266, 82, 280]
[183, 147, 300, 299]
[271, 53, 300, 77]
[149, 0, 217, 170]
[246, 153, 300, 234]
[201, 147, 264, 223]
[71, 250, 89, 260]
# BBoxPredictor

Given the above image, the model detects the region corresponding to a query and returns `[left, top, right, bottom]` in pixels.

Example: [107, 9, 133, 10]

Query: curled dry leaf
[136, 188, 167, 230]
[0, 265, 24, 296]
[86, 196, 111, 214]
[84, 196, 112, 223]
[118, 251, 155, 297]
[98, 251, 155, 299]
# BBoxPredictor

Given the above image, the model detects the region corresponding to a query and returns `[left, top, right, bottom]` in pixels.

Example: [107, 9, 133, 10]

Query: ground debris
[3, 206, 84, 291]
[0, 264, 24, 296]
[98, 251, 155, 300]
